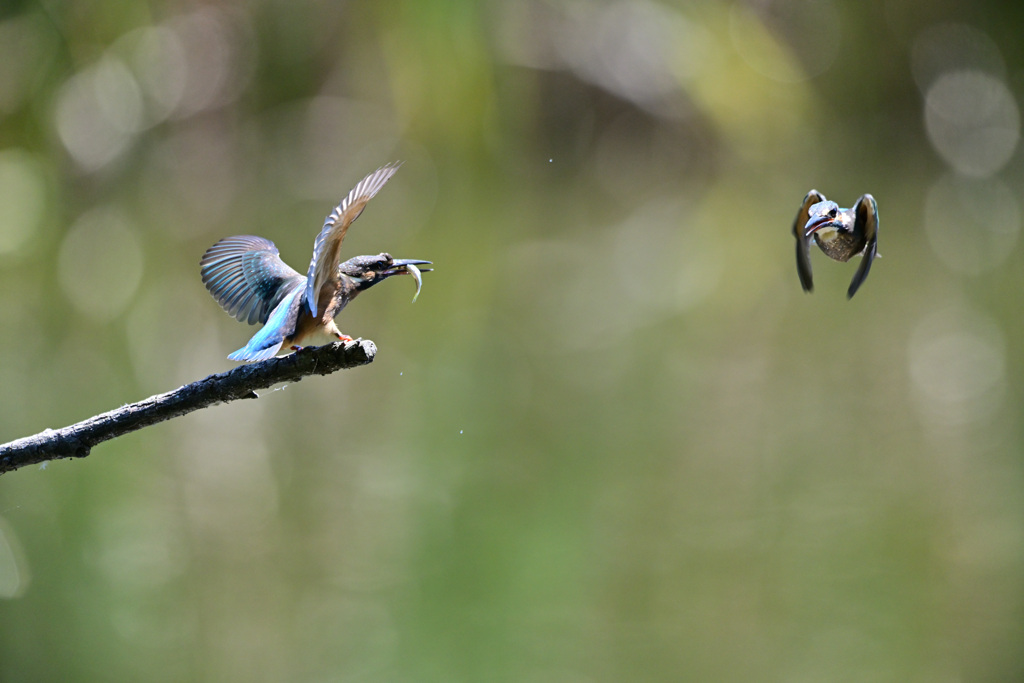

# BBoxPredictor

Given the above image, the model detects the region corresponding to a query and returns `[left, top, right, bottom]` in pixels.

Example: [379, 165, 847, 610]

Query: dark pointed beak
[384, 258, 432, 276]
[804, 216, 833, 238]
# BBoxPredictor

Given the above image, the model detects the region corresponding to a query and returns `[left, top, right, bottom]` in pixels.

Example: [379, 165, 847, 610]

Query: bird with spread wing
[200, 162, 431, 362]
[793, 190, 878, 299]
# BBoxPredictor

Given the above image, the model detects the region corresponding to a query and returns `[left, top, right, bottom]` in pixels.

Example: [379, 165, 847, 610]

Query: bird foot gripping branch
[200, 162, 432, 361]
[792, 190, 879, 299]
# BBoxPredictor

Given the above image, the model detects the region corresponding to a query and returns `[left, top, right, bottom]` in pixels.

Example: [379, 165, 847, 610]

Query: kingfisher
[200, 162, 431, 362]
[792, 190, 878, 299]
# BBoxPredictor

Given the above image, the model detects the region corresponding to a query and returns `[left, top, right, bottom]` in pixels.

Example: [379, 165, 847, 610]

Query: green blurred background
[0, 0, 1022, 680]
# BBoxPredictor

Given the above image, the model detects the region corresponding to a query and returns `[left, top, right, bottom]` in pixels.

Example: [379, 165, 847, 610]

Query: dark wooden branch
[0, 339, 376, 475]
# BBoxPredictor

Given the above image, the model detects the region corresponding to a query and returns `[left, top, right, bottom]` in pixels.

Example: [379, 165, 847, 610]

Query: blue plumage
[201, 163, 429, 362]
[226, 284, 305, 362]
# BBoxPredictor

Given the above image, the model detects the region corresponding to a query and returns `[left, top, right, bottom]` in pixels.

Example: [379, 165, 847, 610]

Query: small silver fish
[406, 263, 423, 303]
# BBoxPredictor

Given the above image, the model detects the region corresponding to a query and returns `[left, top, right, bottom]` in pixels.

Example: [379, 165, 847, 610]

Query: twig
[0, 339, 377, 475]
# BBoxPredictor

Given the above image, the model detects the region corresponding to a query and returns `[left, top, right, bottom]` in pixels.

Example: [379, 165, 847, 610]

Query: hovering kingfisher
[200, 162, 430, 362]
[792, 190, 878, 299]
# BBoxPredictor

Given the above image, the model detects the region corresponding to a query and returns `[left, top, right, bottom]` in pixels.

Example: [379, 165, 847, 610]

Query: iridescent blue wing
[305, 162, 402, 317]
[201, 236, 305, 325]
[847, 194, 878, 299]
[227, 283, 305, 362]
[793, 189, 826, 293]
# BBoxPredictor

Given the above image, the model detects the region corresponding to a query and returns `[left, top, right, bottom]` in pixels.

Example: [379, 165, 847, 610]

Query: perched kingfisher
[200, 162, 431, 362]
[792, 190, 878, 299]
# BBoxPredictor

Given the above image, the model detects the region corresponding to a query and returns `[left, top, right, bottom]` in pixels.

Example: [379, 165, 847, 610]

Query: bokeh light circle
[924, 70, 1019, 177]
[58, 207, 144, 321]
[55, 57, 143, 171]
[924, 174, 1020, 275]
[0, 149, 45, 256]
[908, 307, 1006, 428]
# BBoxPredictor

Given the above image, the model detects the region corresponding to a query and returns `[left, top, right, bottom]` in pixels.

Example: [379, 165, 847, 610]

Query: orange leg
[323, 319, 352, 343]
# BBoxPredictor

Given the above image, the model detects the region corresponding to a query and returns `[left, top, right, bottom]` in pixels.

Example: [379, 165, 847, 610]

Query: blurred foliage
[0, 0, 1023, 680]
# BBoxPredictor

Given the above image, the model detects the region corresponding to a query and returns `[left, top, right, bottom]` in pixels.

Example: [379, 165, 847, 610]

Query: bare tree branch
[0, 339, 377, 475]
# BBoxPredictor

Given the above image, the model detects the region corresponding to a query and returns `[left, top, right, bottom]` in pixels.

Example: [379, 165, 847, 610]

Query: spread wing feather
[305, 162, 402, 317]
[847, 194, 879, 299]
[793, 189, 826, 293]
[201, 235, 305, 325]
[227, 285, 306, 362]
